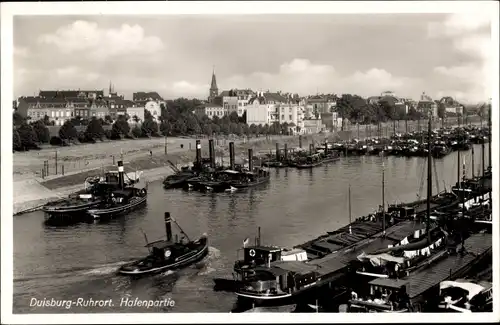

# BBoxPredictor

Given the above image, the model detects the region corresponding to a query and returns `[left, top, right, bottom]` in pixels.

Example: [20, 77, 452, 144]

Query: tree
[104, 115, 113, 124]
[184, 114, 201, 135]
[13, 127, 22, 151]
[173, 119, 187, 135]
[85, 117, 105, 139]
[132, 125, 142, 138]
[141, 118, 158, 137]
[59, 120, 78, 140]
[437, 102, 446, 119]
[202, 123, 213, 136]
[13, 112, 25, 126]
[132, 115, 141, 124]
[160, 120, 172, 136]
[32, 120, 51, 143]
[18, 122, 38, 149]
[239, 111, 247, 124]
[43, 115, 52, 126]
[112, 115, 131, 138]
[229, 111, 239, 123]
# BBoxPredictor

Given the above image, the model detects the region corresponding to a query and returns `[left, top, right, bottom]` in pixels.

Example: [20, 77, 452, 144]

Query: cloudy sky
[13, 13, 492, 103]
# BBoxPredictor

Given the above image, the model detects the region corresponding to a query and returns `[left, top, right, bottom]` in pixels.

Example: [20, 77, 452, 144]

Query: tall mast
[348, 184, 352, 234]
[461, 155, 466, 251]
[481, 110, 485, 177]
[488, 101, 492, 170]
[471, 142, 475, 178]
[426, 112, 432, 243]
[382, 161, 386, 236]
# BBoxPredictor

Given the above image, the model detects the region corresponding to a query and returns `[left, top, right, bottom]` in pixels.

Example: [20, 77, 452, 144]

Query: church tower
[208, 66, 218, 102]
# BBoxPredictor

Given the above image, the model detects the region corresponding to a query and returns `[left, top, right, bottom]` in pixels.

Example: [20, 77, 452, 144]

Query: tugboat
[42, 167, 140, 222]
[118, 212, 208, 276]
[87, 161, 148, 220]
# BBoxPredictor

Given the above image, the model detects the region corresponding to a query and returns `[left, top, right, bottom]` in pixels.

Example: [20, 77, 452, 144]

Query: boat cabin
[145, 240, 191, 262]
[349, 277, 411, 312]
[241, 246, 283, 266]
[439, 280, 493, 312]
[108, 187, 143, 204]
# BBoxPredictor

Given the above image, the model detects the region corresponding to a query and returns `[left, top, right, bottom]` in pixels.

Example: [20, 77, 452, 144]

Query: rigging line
[417, 158, 426, 199]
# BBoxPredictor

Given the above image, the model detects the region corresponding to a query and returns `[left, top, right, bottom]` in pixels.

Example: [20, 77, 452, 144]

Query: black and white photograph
[1, 1, 498, 323]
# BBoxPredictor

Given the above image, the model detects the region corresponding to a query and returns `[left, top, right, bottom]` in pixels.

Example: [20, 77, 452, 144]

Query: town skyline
[14, 13, 492, 103]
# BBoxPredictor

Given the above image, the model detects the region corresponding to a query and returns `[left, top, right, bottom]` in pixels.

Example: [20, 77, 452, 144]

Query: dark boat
[163, 168, 196, 189]
[118, 212, 208, 276]
[295, 154, 323, 169]
[42, 167, 140, 219]
[87, 186, 147, 220]
[226, 168, 270, 189]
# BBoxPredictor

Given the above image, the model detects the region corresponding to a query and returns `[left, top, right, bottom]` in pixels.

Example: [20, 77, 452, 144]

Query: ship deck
[369, 232, 492, 300]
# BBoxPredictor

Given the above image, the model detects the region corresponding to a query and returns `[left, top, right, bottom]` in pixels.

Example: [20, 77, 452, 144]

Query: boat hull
[87, 196, 147, 220]
[118, 236, 209, 276]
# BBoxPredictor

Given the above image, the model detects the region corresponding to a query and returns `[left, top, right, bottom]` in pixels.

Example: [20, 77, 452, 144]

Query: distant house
[133, 92, 164, 107]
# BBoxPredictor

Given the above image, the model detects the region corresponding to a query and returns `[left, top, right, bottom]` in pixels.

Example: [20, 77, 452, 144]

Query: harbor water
[13, 144, 490, 313]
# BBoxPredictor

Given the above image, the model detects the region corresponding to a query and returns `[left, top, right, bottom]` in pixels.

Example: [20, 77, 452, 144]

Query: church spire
[209, 65, 219, 102]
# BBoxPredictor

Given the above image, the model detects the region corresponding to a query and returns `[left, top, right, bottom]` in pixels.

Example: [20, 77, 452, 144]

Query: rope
[433, 156, 440, 194]
[417, 159, 425, 199]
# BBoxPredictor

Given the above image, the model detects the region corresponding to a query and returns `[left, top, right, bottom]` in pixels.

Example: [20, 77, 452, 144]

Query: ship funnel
[276, 143, 280, 161]
[299, 135, 303, 149]
[165, 212, 173, 242]
[229, 142, 235, 169]
[324, 140, 328, 155]
[209, 139, 215, 168]
[117, 160, 125, 190]
[248, 148, 254, 171]
[195, 140, 202, 166]
[284, 143, 288, 161]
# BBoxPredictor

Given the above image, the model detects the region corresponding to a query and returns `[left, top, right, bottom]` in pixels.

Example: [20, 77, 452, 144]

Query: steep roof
[210, 71, 218, 90]
[133, 92, 163, 101]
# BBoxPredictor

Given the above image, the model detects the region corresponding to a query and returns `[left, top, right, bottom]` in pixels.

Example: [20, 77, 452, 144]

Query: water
[13, 144, 490, 313]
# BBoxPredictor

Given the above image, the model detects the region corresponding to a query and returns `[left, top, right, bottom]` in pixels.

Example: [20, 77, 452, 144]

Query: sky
[13, 13, 493, 103]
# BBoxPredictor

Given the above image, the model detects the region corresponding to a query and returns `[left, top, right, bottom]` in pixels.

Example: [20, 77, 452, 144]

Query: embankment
[13, 134, 324, 215]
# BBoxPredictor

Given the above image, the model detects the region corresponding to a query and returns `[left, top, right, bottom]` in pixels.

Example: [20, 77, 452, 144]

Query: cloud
[15, 66, 101, 93]
[428, 13, 492, 103]
[217, 59, 419, 99]
[38, 20, 164, 59]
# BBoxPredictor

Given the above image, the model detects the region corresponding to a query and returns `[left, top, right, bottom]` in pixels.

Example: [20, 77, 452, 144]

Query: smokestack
[209, 139, 215, 168]
[164, 212, 173, 242]
[195, 140, 201, 166]
[117, 160, 124, 190]
[276, 143, 280, 161]
[299, 135, 303, 149]
[258, 227, 261, 246]
[229, 142, 235, 170]
[324, 140, 328, 155]
[284, 143, 288, 161]
[248, 148, 254, 171]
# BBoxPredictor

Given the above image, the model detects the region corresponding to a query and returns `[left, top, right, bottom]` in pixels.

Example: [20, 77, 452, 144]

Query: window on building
[289, 114, 292, 120]
[281, 114, 285, 120]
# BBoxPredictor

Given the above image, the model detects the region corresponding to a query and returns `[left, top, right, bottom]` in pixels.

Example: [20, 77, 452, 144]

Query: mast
[471, 142, 475, 178]
[348, 184, 352, 234]
[461, 156, 466, 251]
[480, 110, 485, 179]
[382, 161, 386, 236]
[488, 101, 492, 170]
[426, 112, 432, 243]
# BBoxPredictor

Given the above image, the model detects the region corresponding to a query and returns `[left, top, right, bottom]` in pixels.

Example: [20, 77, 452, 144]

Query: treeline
[12, 98, 291, 152]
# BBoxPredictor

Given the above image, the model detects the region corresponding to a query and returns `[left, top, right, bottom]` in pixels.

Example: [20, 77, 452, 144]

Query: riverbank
[13, 133, 325, 215]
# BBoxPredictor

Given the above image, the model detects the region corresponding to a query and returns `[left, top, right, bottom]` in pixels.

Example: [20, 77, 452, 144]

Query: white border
[1, 1, 498, 324]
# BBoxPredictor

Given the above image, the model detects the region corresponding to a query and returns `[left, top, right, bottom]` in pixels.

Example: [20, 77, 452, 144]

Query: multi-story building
[219, 90, 239, 116]
[194, 96, 227, 119]
[305, 95, 338, 117]
[19, 97, 72, 126]
[39, 89, 104, 100]
[144, 100, 163, 122]
[245, 92, 304, 134]
[439, 96, 463, 115]
[90, 99, 110, 119]
[417, 92, 438, 117]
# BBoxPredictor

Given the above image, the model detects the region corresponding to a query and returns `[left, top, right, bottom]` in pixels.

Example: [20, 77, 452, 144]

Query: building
[90, 99, 110, 119]
[208, 68, 219, 103]
[367, 91, 409, 115]
[194, 96, 226, 119]
[305, 95, 338, 118]
[245, 92, 305, 134]
[144, 100, 163, 122]
[439, 96, 463, 115]
[218, 90, 239, 116]
[20, 96, 73, 126]
[219, 89, 255, 117]
[303, 119, 326, 134]
[133, 91, 164, 107]
[417, 92, 438, 117]
[39, 89, 104, 100]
